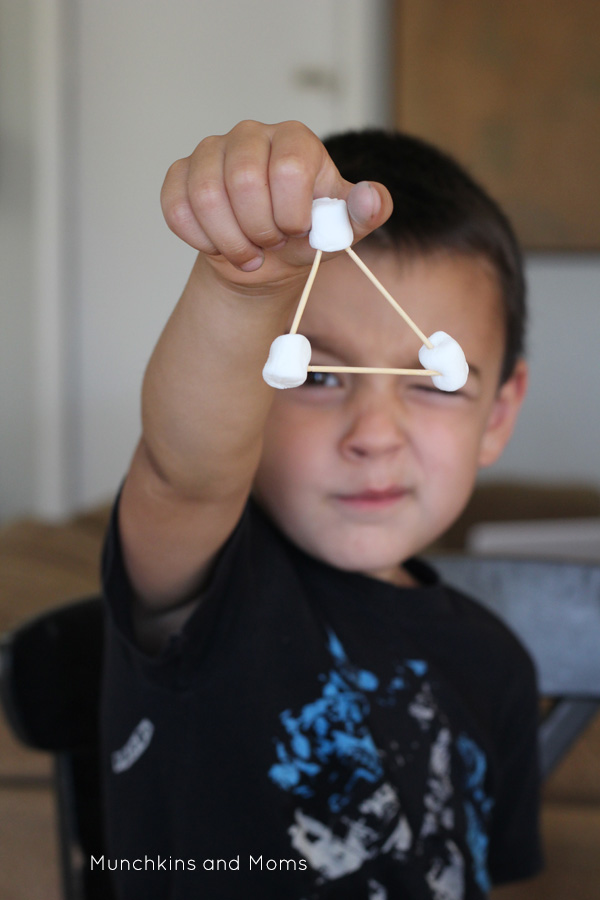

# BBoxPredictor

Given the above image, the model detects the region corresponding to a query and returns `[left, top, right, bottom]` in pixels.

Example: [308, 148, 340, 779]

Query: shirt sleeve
[101, 486, 139, 646]
[101, 487, 254, 670]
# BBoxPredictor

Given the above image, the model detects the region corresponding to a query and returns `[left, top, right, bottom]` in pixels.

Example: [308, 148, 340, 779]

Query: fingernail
[360, 181, 381, 219]
[348, 181, 381, 225]
[240, 255, 264, 272]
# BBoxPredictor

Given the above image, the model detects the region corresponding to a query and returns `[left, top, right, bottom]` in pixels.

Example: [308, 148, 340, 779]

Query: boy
[101, 120, 541, 899]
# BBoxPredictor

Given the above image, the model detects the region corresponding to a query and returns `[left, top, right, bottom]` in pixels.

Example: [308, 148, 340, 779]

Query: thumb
[345, 181, 393, 243]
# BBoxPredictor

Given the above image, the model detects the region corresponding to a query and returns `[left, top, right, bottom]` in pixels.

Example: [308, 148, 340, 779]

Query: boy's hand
[160, 120, 393, 287]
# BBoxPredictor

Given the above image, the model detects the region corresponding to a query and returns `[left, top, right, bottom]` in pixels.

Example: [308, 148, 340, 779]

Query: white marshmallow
[309, 198, 354, 252]
[418, 331, 469, 392]
[262, 333, 312, 389]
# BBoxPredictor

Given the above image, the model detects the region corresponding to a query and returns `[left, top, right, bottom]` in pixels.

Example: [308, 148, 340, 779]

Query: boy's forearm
[139, 251, 304, 501]
[117, 253, 306, 613]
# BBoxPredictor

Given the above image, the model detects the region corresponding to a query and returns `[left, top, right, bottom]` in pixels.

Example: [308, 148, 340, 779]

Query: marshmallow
[262, 333, 312, 389]
[418, 331, 469, 392]
[309, 198, 354, 252]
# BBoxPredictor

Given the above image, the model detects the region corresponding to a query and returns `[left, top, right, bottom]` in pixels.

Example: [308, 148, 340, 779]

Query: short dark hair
[324, 129, 526, 384]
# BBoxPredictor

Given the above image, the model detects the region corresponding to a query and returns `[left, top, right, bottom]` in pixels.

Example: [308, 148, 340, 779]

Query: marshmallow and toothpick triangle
[262, 198, 469, 391]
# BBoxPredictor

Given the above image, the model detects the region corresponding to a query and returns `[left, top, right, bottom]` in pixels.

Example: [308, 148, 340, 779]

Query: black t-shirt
[101, 497, 542, 899]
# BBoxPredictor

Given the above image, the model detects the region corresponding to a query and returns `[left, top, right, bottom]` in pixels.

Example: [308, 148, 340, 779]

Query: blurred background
[1, 5, 599, 899]
[1, 0, 599, 524]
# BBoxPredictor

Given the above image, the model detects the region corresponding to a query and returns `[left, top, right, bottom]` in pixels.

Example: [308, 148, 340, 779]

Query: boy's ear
[478, 358, 529, 469]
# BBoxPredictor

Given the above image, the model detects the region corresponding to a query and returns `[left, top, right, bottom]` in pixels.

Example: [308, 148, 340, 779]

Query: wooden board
[393, 0, 600, 250]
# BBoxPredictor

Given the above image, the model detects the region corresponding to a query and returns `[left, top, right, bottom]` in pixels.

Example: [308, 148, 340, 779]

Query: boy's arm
[117, 120, 391, 636]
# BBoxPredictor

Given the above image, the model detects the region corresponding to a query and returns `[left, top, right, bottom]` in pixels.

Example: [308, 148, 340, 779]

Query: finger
[268, 121, 332, 236]
[161, 158, 218, 254]
[269, 124, 393, 248]
[186, 135, 265, 271]
[345, 180, 394, 244]
[223, 121, 287, 250]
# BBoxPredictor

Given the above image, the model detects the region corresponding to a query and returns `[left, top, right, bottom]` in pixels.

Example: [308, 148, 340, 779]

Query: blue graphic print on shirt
[456, 734, 494, 893]
[268, 627, 494, 899]
[269, 630, 423, 812]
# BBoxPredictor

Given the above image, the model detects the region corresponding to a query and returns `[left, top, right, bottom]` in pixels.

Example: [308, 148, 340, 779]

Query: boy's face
[253, 247, 527, 586]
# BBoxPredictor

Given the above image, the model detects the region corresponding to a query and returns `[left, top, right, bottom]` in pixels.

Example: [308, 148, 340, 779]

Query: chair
[0, 596, 113, 900]
[1, 557, 600, 899]
[429, 555, 600, 778]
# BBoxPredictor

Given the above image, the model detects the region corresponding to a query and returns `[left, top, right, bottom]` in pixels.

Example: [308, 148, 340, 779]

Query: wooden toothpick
[290, 249, 323, 335]
[308, 365, 440, 377]
[287, 243, 436, 381]
[345, 246, 433, 349]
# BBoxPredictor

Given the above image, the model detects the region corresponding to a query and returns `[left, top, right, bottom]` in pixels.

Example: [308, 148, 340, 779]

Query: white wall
[485, 254, 600, 487]
[1, 0, 599, 523]
[0, 0, 36, 519]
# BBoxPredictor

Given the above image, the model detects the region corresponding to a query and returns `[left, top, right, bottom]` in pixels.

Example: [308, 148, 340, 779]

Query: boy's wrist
[191, 248, 316, 310]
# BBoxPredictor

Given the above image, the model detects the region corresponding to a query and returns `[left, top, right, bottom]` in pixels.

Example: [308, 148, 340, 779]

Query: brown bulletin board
[393, 0, 600, 250]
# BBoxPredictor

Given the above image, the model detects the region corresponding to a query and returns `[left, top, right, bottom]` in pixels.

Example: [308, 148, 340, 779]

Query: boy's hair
[324, 129, 526, 384]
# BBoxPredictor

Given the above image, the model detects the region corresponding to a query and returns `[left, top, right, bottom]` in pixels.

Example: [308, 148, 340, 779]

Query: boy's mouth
[335, 487, 407, 509]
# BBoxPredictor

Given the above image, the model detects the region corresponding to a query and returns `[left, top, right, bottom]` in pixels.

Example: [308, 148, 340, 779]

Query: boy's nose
[340, 392, 407, 461]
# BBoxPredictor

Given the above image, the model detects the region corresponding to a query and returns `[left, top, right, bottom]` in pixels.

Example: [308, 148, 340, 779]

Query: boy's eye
[411, 383, 442, 394]
[304, 370, 342, 388]
[407, 382, 465, 399]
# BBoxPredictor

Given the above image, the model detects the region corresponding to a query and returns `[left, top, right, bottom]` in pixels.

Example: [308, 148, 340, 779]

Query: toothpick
[289, 249, 323, 335]
[308, 365, 440, 377]
[345, 246, 433, 349]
